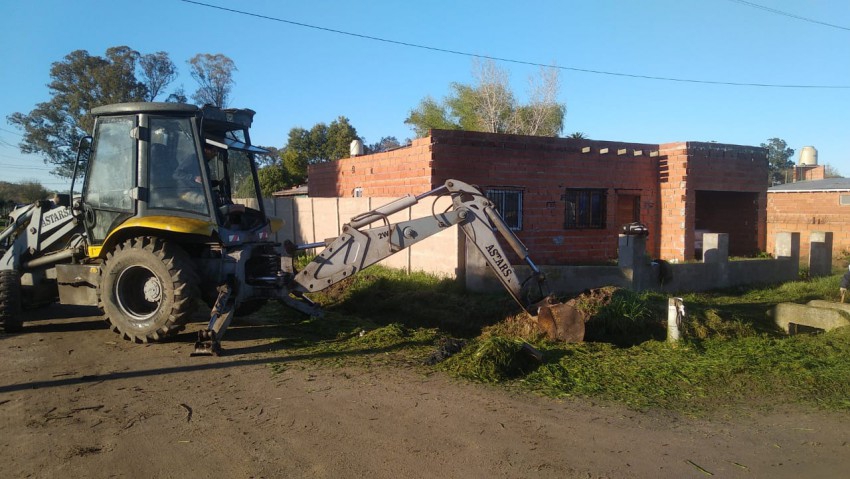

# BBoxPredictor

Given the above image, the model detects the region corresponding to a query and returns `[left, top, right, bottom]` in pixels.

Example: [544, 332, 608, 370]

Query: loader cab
[80, 102, 269, 250]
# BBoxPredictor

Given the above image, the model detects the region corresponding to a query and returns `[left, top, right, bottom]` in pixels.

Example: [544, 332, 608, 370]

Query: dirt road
[1, 305, 848, 478]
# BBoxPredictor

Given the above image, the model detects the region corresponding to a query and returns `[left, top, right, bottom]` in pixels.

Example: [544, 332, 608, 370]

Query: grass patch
[260, 264, 850, 413]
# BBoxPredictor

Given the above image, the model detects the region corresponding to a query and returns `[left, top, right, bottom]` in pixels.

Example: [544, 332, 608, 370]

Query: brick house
[767, 177, 850, 261]
[309, 130, 768, 264]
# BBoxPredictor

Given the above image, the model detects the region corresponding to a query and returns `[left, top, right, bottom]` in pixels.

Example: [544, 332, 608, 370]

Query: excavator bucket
[529, 296, 584, 343]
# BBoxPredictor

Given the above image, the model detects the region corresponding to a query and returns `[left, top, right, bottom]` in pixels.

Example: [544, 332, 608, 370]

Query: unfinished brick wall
[767, 190, 850, 261]
[307, 130, 767, 264]
[793, 165, 825, 182]
[687, 142, 768, 257]
[658, 143, 692, 260]
[425, 130, 659, 264]
[308, 137, 434, 197]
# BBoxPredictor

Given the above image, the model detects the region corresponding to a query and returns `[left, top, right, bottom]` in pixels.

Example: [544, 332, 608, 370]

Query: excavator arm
[194, 179, 571, 355]
[290, 179, 556, 315]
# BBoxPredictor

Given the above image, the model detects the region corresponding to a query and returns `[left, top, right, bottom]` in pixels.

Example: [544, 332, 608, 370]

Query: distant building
[768, 177, 850, 261]
[272, 185, 308, 198]
[309, 130, 768, 264]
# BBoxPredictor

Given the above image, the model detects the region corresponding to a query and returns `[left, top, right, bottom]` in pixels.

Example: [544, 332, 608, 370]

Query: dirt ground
[2, 305, 849, 479]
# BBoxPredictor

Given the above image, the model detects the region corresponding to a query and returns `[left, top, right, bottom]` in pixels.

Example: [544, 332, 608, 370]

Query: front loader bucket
[529, 296, 584, 343]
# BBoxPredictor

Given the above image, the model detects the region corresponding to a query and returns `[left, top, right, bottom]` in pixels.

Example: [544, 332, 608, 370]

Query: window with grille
[486, 188, 523, 231]
[564, 188, 607, 229]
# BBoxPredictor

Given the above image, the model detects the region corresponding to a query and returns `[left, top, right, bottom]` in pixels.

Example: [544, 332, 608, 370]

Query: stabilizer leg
[192, 280, 236, 356]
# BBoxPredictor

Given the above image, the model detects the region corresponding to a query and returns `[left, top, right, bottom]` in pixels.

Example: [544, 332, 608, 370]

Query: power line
[728, 0, 850, 32]
[180, 0, 850, 89]
[0, 127, 23, 137]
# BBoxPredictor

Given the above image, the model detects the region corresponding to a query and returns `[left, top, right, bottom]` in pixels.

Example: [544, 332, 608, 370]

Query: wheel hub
[143, 277, 162, 303]
[115, 265, 163, 321]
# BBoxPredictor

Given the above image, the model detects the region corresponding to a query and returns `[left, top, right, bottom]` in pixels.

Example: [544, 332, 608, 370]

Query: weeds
[263, 264, 850, 413]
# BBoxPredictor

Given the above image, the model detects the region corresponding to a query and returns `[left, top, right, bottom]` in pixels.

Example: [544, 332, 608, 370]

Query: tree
[188, 53, 237, 107]
[256, 164, 292, 197]
[0, 180, 53, 205]
[366, 136, 402, 154]
[165, 87, 188, 103]
[325, 116, 359, 161]
[7, 46, 147, 177]
[139, 52, 177, 101]
[761, 138, 795, 185]
[404, 96, 460, 138]
[279, 118, 362, 186]
[568, 132, 588, 139]
[405, 59, 566, 138]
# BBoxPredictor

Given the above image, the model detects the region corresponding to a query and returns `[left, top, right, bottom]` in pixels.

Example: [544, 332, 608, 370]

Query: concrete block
[702, 233, 728, 264]
[618, 235, 647, 269]
[774, 232, 800, 262]
[808, 231, 833, 277]
[772, 302, 850, 334]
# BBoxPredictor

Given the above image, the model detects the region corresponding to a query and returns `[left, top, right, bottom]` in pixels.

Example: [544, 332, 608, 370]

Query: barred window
[564, 189, 607, 229]
[486, 188, 523, 231]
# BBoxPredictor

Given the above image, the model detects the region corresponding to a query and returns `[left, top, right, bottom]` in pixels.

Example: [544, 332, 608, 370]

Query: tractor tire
[99, 237, 199, 343]
[0, 269, 22, 333]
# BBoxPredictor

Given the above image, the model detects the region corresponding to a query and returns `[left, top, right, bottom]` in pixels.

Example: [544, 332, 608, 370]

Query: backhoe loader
[0, 102, 571, 355]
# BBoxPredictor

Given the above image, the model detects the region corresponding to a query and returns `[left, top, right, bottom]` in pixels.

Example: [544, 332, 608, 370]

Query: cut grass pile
[261, 265, 850, 413]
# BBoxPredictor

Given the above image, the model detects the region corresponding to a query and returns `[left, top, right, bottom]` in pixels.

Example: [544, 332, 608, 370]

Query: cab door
[81, 115, 138, 245]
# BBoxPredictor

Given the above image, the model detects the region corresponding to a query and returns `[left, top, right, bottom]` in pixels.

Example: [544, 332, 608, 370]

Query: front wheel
[99, 237, 199, 343]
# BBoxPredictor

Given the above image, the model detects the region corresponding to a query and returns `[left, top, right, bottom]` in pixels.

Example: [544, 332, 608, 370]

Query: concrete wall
[265, 196, 461, 277]
[465, 232, 798, 296]
[260, 196, 801, 297]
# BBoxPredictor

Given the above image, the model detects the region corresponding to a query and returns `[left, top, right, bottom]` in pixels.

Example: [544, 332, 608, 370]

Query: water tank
[799, 146, 818, 166]
[350, 139, 364, 157]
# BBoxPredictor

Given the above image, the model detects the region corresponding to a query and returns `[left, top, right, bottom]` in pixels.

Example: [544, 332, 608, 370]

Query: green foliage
[7, 46, 148, 177]
[0, 180, 55, 205]
[404, 60, 565, 138]
[262, 264, 850, 413]
[403, 96, 461, 138]
[761, 137, 795, 185]
[7, 46, 192, 177]
[584, 290, 665, 346]
[256, 163, 292, 197]
[523, 329, 850, 411]
[139, 51, 177, 101]
[440, 337, 538, 383]
[188, 53, 237, 107]
[279, 117, 361, 186]
[365, 136, 402, 154]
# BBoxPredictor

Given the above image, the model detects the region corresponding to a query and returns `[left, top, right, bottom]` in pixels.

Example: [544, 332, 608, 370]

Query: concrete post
[619, 234, 649, 290]
[809, 231, 833, 277]
[667, 297, 685, 343]
[618, 234, 647, 269]
[774, 232, 800, 263]
[702, 233, 729, 264]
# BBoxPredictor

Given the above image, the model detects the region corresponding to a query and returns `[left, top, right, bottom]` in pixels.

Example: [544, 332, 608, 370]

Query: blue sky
[1, 0, 848, 191]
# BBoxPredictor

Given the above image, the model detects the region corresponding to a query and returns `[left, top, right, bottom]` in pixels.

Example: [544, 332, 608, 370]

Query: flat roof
[768, 178, 850, 193]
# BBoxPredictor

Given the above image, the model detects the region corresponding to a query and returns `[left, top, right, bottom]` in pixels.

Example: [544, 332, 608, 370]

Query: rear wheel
[99, 237, 199, 343]
[0, 269, 22, 333]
